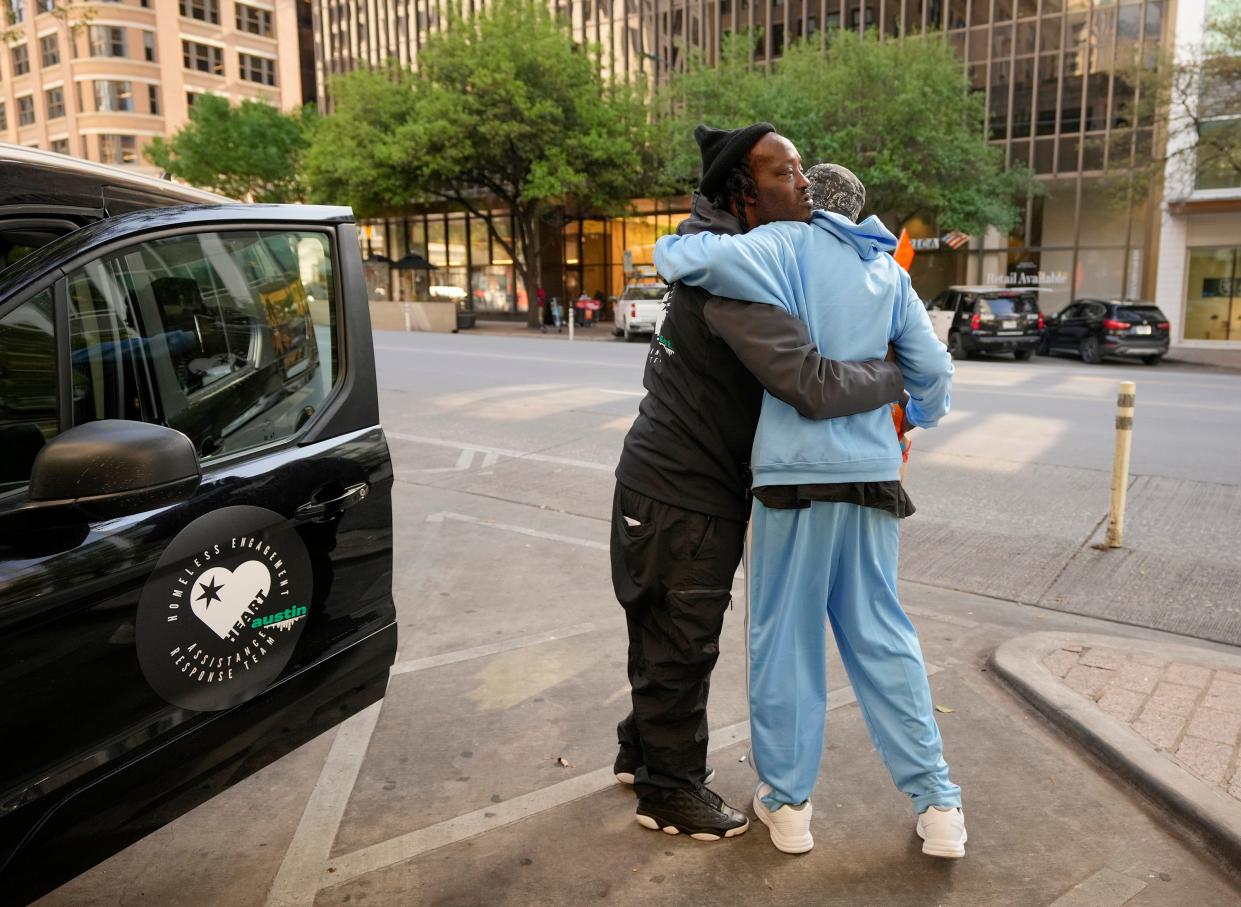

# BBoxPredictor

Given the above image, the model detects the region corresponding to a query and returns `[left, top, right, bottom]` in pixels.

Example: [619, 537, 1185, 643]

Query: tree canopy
[144, 95, 318, 203]
[305, 0, 652, 323]
[655, 30, 1039, 235]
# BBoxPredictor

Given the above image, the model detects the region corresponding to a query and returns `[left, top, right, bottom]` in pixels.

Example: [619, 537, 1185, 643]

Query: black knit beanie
[694, 122, 776, 198]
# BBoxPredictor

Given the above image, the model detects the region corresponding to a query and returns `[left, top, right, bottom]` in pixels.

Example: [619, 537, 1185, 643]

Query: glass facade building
[314, 0, 1168, 318]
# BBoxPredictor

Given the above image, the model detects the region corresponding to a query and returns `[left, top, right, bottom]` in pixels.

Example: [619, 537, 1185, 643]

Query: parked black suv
[926, 286, 1045, 361]
[0, 147, 397, 902]
[1040, 299, 1171, 365]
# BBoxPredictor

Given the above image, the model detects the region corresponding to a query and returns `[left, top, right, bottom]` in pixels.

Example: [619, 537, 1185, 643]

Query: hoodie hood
[677, 192, 743, 237]
[811, 210, 897, 260]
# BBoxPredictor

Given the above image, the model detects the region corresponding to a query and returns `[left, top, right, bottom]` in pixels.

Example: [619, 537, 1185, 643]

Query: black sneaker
[613, 748, 715, 786]
[635, 786, 749, 841]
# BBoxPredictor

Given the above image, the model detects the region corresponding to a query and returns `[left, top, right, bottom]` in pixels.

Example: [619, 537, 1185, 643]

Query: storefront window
[471, 265, 516, 313]
[470, 215, 490, 266]
[1184, 247, 1240, 341]
[491, 214, 514, 264]
[426, 217, 447, 267]
[447, 216, 467, 266]
[431, 266, 470, 308]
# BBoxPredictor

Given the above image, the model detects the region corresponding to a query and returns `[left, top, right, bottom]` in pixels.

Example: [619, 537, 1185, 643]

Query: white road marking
[264, 701, 383, 907]
[414, 448, 478, 474]
[390, 621, 615, 676]
[425, 511, 609, 551]
[389, 432, 613, 472]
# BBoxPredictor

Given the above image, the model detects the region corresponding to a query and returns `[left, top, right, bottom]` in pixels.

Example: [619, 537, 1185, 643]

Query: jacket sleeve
[653, 227, 799, 312]
[889, 268, 954, 428]
[705, 298, 906, 420]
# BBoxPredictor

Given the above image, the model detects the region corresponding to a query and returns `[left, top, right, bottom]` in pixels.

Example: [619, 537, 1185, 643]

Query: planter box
[368, 301, 459, 333]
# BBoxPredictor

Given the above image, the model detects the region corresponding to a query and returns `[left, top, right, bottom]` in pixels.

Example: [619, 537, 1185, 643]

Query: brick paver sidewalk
[1044, 643, 1241, 801]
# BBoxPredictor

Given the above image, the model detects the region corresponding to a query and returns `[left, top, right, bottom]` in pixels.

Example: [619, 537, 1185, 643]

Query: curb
[989, 631, 1241, 871]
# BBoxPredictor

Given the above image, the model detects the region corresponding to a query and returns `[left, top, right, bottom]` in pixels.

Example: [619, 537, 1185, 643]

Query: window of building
[236, 2, 274, 37]
[7, 0, 25, 24]
[40, 35, 59, 67]
[238, 52, 276, 85]
[0, 102, 6, 130]
[179, 0, 220, 24]
[45, 87, 64, 120]
[17, 95, 35, 126]
[143, 31, 156, 62]
[1185, 247, 1241, 341]
[50, 137, 69, 154]
[186, 91, 198, 108]
[89, 26, 127, 58]
[1195, 121, 1241, 191]
[37, 0, 56, 12]
[93, 80, 134, 112]
[183, 40, 224, 75]
[12, 44, 30, 76]
[98, 134, 137, 165]
[63, 230, 339, 460]
[148, 84, 161, 116]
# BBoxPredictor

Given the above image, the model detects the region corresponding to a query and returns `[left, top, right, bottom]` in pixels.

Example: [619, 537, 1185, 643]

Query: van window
[0, 290, 57, 491]
[65, 230, 339, 460]
[1116, 305, 1167, 323]
[977, 294, 1039, 316]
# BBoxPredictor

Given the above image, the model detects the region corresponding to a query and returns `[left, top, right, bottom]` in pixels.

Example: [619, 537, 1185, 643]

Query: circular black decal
[136, 505, 313, 712]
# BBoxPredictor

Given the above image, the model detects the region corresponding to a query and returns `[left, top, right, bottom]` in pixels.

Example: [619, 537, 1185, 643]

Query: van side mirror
[27, 420, 201, 522]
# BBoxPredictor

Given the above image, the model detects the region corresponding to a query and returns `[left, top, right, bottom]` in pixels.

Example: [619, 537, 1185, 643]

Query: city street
[39, 330, 1241, 906]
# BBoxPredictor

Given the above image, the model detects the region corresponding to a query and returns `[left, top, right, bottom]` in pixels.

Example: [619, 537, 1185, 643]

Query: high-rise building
[311, 2, 1239, 359]
[0, 0, 314, 173]
[1153, 0, 1241, 351]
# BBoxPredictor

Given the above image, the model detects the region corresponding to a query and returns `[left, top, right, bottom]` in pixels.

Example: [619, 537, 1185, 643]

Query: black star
[197, 576, 225, 606]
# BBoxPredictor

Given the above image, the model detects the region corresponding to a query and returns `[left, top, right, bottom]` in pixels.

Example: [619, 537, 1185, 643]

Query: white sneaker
[752, 782, 814, 854]
[916, 805, 967, 859]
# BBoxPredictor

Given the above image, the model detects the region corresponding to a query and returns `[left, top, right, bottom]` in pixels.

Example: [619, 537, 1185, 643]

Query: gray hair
[805, 163, 866, 222]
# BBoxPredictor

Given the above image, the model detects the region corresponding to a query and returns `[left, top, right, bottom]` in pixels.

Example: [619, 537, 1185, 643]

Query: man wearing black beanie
[611, 123, 907, 840]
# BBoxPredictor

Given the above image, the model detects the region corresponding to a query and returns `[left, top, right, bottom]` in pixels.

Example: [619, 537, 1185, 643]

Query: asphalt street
[371, 331, 1241, 645]
[39, 329, 1241, 907]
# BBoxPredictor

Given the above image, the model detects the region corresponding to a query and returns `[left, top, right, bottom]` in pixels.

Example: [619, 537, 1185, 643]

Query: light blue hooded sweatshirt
[654, 211, 953, 486]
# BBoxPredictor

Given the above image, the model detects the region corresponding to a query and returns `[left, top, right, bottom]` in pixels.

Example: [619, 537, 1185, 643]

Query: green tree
[144, 95, 318, 203]
[657, 30, 1039, 235]
[1101, 7, 1241, 195]
[305, 0, 652, 326]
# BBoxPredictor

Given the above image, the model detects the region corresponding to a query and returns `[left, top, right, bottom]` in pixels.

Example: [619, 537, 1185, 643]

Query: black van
[0, 147, 396, 902]
[926, 286, 1045, 361]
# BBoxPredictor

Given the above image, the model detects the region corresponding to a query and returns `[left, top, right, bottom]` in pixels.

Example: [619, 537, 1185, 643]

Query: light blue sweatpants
[748, 499, 961, 814]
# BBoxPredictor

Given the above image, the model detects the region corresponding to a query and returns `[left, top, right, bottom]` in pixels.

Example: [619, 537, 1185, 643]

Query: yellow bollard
[1105, 381, 1136, 548]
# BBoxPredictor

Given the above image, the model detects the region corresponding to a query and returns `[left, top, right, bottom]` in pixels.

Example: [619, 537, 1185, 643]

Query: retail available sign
[985, 270, 1069, 287]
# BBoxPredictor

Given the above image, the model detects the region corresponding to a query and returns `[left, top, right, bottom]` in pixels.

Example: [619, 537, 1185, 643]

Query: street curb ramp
[989, 631, 1241, 872]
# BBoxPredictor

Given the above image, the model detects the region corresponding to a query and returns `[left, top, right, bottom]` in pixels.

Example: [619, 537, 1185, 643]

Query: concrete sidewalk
[469, 318, 622, 342]
[992, 632, 1241, 870]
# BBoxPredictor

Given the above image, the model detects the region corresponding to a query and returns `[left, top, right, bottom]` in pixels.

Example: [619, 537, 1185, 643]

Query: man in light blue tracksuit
[653, 161, 966, 859]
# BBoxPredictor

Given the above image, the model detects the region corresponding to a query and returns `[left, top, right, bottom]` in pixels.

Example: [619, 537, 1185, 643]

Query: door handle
[296, 482, 369, 522]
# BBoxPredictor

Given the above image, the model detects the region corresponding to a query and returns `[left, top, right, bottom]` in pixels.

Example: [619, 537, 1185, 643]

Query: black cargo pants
[610, 482, 746, 800]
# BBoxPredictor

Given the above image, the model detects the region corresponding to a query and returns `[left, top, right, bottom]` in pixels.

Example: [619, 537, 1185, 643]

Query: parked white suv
[614, 281, 669, 342]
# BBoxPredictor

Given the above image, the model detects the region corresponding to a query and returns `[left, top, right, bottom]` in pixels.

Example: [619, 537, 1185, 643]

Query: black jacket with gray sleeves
[615, 196, 904, 522]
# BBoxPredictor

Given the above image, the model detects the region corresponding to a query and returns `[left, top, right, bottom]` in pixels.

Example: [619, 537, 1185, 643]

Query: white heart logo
[190, 560, 272, 641]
